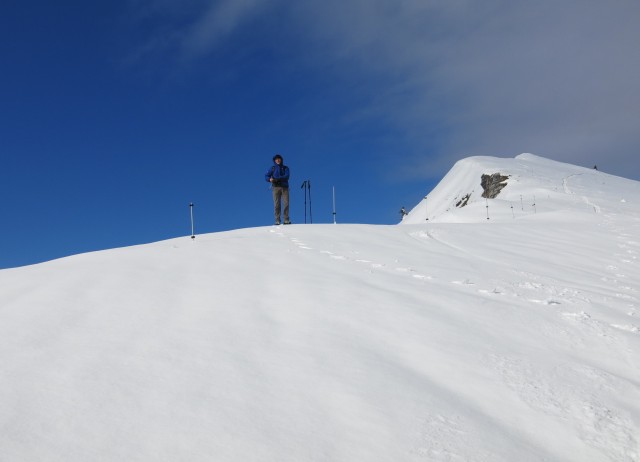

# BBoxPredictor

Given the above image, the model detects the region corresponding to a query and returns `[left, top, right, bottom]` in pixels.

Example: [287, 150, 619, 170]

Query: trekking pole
[189, 203, 195, 239]
[308, 180, 313, 224]
[301, 180, 308, 224]
[332, 186, 337, 224]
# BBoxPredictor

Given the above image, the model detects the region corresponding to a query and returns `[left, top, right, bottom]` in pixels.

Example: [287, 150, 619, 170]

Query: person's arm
[265, 166, 275, 182]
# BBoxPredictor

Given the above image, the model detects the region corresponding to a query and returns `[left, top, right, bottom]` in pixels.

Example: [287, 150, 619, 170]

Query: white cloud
[124, 0, 271, 63]
[179, 0, 269, 58]
[129, 0, 640, 179]
[284, 1, 640, 178]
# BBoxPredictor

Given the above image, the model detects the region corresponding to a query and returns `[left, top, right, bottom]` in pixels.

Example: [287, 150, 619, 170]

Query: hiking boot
[283, 220, 291, 225]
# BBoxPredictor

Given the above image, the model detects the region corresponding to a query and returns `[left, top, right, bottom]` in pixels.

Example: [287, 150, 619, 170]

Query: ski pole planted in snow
[301, 180, 313, 224]
[332, 186, 337, 224]
[189, 203, 195, 239]
[424, 195, 429, 221]
[301, 180, 308, 224]
[308, 180, 313, 224]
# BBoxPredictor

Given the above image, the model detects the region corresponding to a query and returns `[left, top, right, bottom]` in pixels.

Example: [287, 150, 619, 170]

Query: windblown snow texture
[1, 154, 639, 461]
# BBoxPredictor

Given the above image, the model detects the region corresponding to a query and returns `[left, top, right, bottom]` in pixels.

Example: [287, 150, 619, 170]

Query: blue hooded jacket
[265, 155, 290, 188]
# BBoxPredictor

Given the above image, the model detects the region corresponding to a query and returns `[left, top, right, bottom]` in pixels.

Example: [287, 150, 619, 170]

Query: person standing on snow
[265, 154, 291, 225]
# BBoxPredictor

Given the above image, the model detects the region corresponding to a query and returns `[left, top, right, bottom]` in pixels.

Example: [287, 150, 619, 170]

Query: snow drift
[1, 154, 639, 461]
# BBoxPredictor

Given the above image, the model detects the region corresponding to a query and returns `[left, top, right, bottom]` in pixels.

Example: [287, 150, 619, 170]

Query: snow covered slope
[402, 153, 640, 223]
[1, 154, 639, 461]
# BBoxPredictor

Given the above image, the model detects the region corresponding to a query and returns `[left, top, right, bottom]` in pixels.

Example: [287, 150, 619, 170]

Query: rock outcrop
[481, 173, 510, 198]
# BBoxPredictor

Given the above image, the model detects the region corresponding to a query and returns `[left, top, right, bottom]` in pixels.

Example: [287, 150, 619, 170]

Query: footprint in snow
[478, 288, 503, 295]
[562, 311, 591, 320]
[529, 298, 562, 305]
[615, 293, 637, 301]
[451, 279, 475, 285]
[289, 238, 312, 250]
[610, 324, 639, 333]
[412, 274, 431, 280]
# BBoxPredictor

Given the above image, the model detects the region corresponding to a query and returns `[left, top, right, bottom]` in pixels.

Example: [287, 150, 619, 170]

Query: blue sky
[2, 0, 639, 269]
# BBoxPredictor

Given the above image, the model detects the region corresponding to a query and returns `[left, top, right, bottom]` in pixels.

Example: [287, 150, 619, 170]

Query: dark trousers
[272, 186, 289, 223]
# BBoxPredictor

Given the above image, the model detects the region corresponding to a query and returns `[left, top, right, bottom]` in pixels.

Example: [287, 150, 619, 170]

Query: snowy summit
[402, 153, 637, 223]
[1, 154, 639, 461]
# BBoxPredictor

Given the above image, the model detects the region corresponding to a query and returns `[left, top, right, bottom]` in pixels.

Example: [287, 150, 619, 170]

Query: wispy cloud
[418, 1, 640, 176]
[124, 0, 271, 63]
[129, 0, 640, 179]
[179, 0, 269, 59]
[285, 1, 640, 178]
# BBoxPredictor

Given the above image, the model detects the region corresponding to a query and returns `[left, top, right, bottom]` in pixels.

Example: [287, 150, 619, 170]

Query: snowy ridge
[402, 153, 640, 223]
[1, 154, 639, 461]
